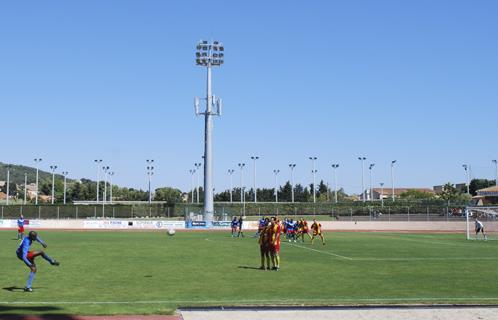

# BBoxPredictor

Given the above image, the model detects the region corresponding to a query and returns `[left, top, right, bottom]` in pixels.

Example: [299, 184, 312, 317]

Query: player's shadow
[0, 304, 79, 320]
[2, 286, 26, 292]
[238, 266, 264, 270]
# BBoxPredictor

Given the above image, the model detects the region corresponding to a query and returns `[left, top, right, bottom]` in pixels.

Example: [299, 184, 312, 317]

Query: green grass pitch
[1, 230, 498, 316]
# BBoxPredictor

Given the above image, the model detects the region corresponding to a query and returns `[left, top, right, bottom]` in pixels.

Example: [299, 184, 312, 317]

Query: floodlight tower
[391, 160, 397, 201]
[147, 160, 155, 204]
[227, 169, 235, 203]
[194, 162, 202, 204]
[273, 169, 280, 203]
[5, 165, 10, 205]
[309, 157, 318, 203]
[189, 169, 196, 204]
[493, 160, 498, 185]
[251, 156, 259, 203]
[289, 164, 296, 203]
[108, 171, 115, 204]
[462, 164, 470, 195]
[380, 182, 385, 207]
[94, 159, 103, 203]
[49, 165, 57, 204]
[194, 40, 224, 227]
[358, 157, 366, 202]
[34, 158, 42, 205]
[238, 163, 246, 204]
[369, 163, 375, 202]
[331, 164, 339, 203]
[62, 171, 69, 205]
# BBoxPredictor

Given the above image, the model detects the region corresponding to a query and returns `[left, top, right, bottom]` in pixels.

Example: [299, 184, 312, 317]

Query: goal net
[466, 206, 498, 240]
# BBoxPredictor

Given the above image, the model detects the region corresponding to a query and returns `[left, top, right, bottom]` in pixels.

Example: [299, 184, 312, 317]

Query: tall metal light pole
[309, 157, 318, 203]
[102, 166, 110, 204]
[24, 173, 27, 205]
[194, 162, 201, 204]
[391, 160, 397, 202]
[49, 165, 57, 204]
[194, 40, 224, 227]
[189, 169, 196, 204]
[108, 172, 114, 204]
[273, 169, 280, 203]
[380, 182, 385, 207]
[331, 164, 339, 203]
[289, 164, 296, 203]
[227, 169, 235, 203]
[34, 158, 42, 205]
[462, 164, 470, 195]
[5, 165, 11, 205]
[62, 171, 68, 205]
[251, 156, 259, 203]
[94, 159, 102, 203]
[238, 163, 245, 204]
[369, 163, 375, 201]
[358, 157, 366, 202]
[147, 160, 155, 204]
[493, 160, 498, 186]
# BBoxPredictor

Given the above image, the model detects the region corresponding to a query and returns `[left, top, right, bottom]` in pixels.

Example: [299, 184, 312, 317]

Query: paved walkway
[181, 307, 498, 320]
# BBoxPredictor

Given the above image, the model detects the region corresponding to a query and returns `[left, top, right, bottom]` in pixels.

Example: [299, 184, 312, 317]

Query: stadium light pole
[289, 164, 296, 203]
[147, 160, 155, 204]
[358, 157, 366, 202]
[194, 162, 201, 204]
[493, 160, 498, 186]
[309, 157, 318, 203]
[227, 169, 235, 203]
[23, 173, 27, 205]
[5, 165, 11, 205]
[34, 158, 42, 205]
[102, 166, 110, 204]
[189, 169, 195, 204]
[380, 182, 385, 207]
[62, 171, 68, 205]
[273, 169, 280, 203]
[94, 159, 102, 203]
[108, 172, 114, 204]
[391, 160, 397, 202]
[194, 40, 224, 227]
[49, 165, 57, 205]
[251, 156, 259, 203]
[331, 164, 339, 203]
[238, 163, 245, 204]
[369, 163, 375, 202]
[462, 164, 470, 195]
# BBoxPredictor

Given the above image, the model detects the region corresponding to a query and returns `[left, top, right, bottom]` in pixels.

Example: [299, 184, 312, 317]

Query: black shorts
[476, 227, 484, 233]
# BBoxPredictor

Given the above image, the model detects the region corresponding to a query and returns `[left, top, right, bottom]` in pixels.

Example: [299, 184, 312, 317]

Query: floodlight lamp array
[196, 40, 224, 66]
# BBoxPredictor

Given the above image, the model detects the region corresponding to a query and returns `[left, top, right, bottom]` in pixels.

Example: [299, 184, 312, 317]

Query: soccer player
[475, 219, 487, 240]
[237, 216, 244, 238]
[17, 214, 25, 240]
[230, 216, 238, 237]
[253, 217, 266, 238]
[16, 231, 59, 292]
[259, 218, 271, 270]
[287, 219, 297, 242]
[270, 217, 282, 271]
[310, 219, 325, 245]
[296, 218, 312, 243]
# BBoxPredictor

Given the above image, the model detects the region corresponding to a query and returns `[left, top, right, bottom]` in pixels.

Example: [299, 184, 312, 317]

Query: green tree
[400, 189, 435, 200]
[154, 187, 182, 203]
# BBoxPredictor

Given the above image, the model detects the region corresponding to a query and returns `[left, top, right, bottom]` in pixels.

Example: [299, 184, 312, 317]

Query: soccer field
[1, 230, 498, 316]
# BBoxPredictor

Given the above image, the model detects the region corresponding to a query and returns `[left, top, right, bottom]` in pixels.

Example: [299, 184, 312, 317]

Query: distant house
[25, 183, 38, 200]
[0, 192, 6, 200]
[364, 188, 435, 200]
[473, 186, 498, 206]
[433, 183, 467, 194]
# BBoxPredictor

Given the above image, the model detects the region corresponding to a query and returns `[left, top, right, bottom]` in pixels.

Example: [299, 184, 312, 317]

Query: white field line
[3, 297, 498, 305]
[376, 234, 480, 248]
[353, 257, 498, 261]
[283, 242, 353, 260]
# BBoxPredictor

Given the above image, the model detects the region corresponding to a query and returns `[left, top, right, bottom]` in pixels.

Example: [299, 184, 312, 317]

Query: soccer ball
[167, 229, 176, 236]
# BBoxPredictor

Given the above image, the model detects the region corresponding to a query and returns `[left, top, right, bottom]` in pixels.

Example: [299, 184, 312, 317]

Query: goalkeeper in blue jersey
[16, 231, 60, 292]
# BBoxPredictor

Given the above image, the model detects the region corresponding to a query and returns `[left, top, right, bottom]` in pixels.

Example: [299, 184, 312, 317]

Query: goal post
[466, 206, 498, 240]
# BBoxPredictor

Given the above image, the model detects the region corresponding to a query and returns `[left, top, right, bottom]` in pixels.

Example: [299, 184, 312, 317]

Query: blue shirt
[231, 219, 238, 227]
[16, 236, 46, 267]
[17, 218, 24, 227]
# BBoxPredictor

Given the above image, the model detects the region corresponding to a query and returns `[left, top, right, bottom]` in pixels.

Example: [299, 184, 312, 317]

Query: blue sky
[1, 1, 497, 194]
